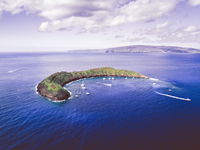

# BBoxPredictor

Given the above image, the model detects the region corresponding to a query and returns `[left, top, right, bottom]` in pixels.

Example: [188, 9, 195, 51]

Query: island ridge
[37, 67, 148, 101]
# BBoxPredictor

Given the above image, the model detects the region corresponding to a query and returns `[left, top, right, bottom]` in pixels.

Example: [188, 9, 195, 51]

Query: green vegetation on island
[37, 67, 148, 101]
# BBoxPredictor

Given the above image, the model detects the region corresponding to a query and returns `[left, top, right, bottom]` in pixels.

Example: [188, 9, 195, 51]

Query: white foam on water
[35, 85, 39, 94]
[8, 67, 27, 73]
[155, 91, 191, 101]
[63, 87, 73, 99]
[149, 78, 159, 81]
[152, 82, 178, 90]
[104, 84, 112, 86]
[96, 82, 112, 86]
[8, 69, 19, 73]
[49, 99, 67, 103]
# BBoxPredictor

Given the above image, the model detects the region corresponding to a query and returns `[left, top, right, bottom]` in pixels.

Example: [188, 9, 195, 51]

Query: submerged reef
[37, 67, 148, 101]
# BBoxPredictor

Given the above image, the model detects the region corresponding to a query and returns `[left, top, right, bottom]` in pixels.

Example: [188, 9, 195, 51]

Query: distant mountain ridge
[105, 45, 200, 53]
[67, 45, 200, 53]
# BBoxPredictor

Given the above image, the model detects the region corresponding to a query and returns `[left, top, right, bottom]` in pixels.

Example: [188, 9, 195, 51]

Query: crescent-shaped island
[37, 67, 149, 101]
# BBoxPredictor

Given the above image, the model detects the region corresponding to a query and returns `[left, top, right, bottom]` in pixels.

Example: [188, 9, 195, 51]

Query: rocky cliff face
[37, 67, 148, 101]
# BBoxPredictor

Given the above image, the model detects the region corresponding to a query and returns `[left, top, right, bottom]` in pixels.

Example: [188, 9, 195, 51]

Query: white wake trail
[8, 67, 27, 73]
[155, 91, 191, 101]
[96, 82, 112, 86]
[8, 69, 20, 73]
[149, 78, 159, 81]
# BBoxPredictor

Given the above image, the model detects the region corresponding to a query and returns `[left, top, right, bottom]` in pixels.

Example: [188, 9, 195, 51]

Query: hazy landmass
[68, 45, 200, 53]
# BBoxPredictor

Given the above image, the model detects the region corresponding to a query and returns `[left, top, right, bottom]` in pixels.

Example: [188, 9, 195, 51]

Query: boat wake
[155, 91, 191, 101]
[149, 78, 159, 81]
[8, 68, 26, 73]
[8, 69, 20, 73]
[104, 84, 112, 86]
[96, 82, 112, 86]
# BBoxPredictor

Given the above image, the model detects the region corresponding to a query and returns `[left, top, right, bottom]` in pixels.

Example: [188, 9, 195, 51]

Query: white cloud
[129, 23, 200, 43]
[115, 34, 124, 38]
[126, 35, 152, 43]
[126, 35, 143, 42]
[156, 21, 169, 29]
[0, 0, 24, 15]
[184, 26, 197, 32]
[0, 0, 186, 32]
[119, 0, 183, 23]
[177, 33, 183, 38]
[188, 0, 200, 6]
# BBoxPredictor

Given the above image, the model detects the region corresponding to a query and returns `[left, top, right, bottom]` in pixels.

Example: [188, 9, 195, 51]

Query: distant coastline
[67, 45, 200, 53]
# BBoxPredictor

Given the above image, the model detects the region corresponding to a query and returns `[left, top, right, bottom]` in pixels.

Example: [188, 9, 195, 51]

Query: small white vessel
[169, 89, 172, 91]
[112, 77, 114, 80]
[125, 77, 127, 79]
[75, 95, 79, 98]
[82, 86, 87, 90]
[103, 78, 106, 80]
[79, 93, 81, 95]
[186, 98, 191, 101]
[132, 77, 135, 80]
[81, 81, 85, 87]
[109, 78, 111, 80]
[86, 92, 90, 95]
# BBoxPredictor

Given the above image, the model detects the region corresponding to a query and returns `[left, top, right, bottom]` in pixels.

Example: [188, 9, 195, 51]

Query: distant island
[67, 45, 200, 53]
[37, 67, 148, 101]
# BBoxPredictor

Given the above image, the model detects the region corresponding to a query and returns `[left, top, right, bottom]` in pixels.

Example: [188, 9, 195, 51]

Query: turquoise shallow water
[0, 53, 200, 149]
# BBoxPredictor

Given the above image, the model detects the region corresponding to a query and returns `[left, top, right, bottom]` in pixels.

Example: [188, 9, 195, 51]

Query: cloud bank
[128, 22, 200, 43]
[0, 0, 188, 32]
[188, 0, 200, 6]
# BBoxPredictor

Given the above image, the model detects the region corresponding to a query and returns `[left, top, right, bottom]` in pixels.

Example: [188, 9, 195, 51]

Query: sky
[0, 0, 200, 52]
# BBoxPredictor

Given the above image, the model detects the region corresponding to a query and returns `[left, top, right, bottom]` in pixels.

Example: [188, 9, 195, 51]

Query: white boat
[169, 89, 172, 91]
[82, 86, 87, 90]
[186, 98, 191, 101]
[8, 70, 14, 73]
[125, 77, 127, 79]
[108, 78, 111, 80]
[103, 78, 106, 80]
[79, 93, 81, 95]
[112, 77, 114, 80]
[75, 95, 79, 98]
[86, 92, 90, 95]
[132, 77, 135, 80]
[81, 81, 85, 87]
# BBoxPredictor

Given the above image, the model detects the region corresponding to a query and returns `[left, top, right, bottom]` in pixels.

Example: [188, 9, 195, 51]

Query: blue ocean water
[1, 52, 200, 149]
